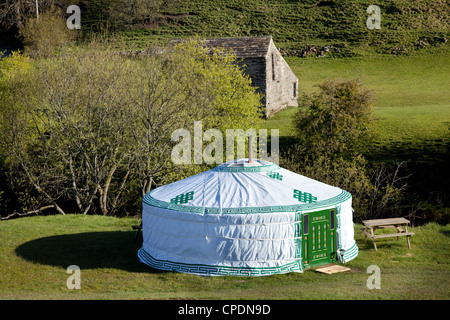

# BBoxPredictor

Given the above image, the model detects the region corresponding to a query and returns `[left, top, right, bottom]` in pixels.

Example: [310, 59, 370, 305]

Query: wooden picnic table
[361, 217, 414, 251]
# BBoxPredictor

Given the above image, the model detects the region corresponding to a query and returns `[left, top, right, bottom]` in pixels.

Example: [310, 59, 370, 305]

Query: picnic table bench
[361, 217, 414, 251]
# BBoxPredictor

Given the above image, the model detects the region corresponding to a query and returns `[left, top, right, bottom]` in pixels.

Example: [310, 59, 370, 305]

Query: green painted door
[302, 209, 337, 268]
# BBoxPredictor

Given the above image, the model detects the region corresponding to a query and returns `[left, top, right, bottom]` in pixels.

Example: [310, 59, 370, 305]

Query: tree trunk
[1, 205, 54, 220]
[111, 168, 130, 213]
[143, 176, 153, 196]
[20, 159, 66, 215]
[69, 155, 83, 212]
[15, 2, 22, 29]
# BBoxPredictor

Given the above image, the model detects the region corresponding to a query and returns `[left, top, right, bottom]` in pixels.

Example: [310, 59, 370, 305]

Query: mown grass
[0, 215, 448, 300]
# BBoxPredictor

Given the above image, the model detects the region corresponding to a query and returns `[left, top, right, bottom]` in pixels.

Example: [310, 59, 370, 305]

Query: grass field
[106, 0, 449, 58]
[0, 0, 448, 302]
[1, 36, 447, 302]
[262, 46, 450, 151]
[0, 214, 448, 300]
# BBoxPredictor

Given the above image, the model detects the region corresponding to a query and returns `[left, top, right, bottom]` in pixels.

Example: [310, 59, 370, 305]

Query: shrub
[293, 79, 374, 160]
[19, 7, 74, 58]
[285, 79, 406, 220]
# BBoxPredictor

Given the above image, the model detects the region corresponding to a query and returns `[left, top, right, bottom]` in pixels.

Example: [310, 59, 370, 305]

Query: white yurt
[138, 158, 358, 276]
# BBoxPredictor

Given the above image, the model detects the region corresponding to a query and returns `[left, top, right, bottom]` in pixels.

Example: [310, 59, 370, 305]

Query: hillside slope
[80, 0, 450, 56]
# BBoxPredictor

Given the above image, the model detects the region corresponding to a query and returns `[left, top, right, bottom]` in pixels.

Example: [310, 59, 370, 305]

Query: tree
[285, 79, 407, 220]
[0, 39, 261, 216]
[127, 38, 261, 196]
[293, 79, 374, 161]
[0, 0, 60, 30]
[19, 7, 75, 58]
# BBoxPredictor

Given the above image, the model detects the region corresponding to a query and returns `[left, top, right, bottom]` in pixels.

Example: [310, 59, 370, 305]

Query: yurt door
[302, 209, 337, 268]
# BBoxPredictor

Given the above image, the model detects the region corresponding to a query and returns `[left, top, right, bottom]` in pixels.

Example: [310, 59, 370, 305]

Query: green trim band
[142, 190, 352, 214]
[211, 163, 280, 172]
[138, 247, 302, 276]
[339, 242, 359, 263]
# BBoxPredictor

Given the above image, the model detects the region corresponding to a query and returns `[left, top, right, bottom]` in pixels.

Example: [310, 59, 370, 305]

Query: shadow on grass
[15, 231, 164, 273]
[365, 138, 449, 164]
[440, 230, 450, 237]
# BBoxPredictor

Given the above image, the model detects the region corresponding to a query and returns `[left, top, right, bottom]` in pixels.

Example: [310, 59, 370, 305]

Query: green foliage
[0, 40, 261, 217]
[293, 79, 374, 160]
[0, 50, 31, 74]
[84, 0, 449, 57]
[171, 38, 262, 130]
[19, 7, 75, 58]
[283, 79, 406, 219]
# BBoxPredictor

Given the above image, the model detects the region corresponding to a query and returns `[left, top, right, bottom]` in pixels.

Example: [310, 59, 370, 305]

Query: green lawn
[265, 46, 450, 150]
[0, 214, 448, 300]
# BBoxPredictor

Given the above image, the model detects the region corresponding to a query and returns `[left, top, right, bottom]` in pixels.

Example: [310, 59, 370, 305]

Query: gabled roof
[202, 35, 273, 58]
[172, 35, 273, 59]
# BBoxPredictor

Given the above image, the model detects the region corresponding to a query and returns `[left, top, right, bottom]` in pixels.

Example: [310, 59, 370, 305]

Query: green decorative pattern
[170, 191, 194, 204]
[312, 253, 327, 260]
[340, 242, 359, 263]
[334, 204, 359, 263]
[312, 226, 315, 250]
[335, 204, 343, 261]
[266, 171, 283, 180]
[212, 163, 280, 172]
[138, 247, 302, 276]
[142, 190, 352, 214]
[294, 211, 302, 260]
[293, 189, 317, 203]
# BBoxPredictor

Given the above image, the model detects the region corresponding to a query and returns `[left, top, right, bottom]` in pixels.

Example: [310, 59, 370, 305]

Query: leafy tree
[0, 39, 261, 217]
[293, 79, 374, 161]
[107, 0, 193, 29]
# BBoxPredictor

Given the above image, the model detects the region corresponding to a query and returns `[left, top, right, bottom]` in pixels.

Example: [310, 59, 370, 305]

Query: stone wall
[238, 58, 266, 115]
[264, 40, 299, 117]
[236, 38, 299, 118]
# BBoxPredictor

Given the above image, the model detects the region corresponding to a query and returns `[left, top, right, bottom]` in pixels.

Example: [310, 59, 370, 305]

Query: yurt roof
[143, 159, 351, 214]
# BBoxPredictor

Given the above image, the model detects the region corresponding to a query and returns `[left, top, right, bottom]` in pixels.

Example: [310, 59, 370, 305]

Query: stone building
[201, 35, 299, 117]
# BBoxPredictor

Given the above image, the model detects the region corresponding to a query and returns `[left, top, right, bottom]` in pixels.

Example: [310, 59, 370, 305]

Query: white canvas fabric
[138, 159, 358, 276]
